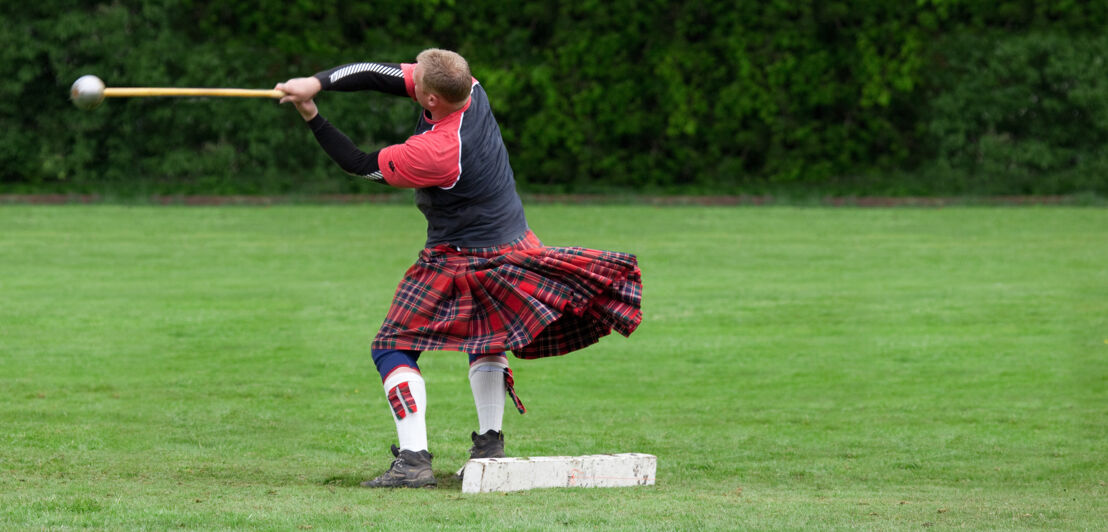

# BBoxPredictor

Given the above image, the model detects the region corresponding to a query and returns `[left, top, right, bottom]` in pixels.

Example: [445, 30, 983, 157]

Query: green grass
[1, 204, 1105, 530]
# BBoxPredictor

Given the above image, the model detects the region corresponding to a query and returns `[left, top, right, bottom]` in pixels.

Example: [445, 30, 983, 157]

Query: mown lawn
[1, 204, 1105, 530]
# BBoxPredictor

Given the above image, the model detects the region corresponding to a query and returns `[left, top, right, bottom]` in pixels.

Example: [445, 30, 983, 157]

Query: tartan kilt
[371, 230, 642, 359]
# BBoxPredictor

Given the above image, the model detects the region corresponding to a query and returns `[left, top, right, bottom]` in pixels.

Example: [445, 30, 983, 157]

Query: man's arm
[314, 62, 408, 97]
[305, 114, 386, 184]
[275, 62, 409, 104]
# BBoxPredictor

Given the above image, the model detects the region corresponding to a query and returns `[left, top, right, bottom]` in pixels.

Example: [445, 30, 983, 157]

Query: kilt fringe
[372, 232, 642, 359]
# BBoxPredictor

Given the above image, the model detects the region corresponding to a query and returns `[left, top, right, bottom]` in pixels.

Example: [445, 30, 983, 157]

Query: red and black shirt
[307, 62, 528, 248]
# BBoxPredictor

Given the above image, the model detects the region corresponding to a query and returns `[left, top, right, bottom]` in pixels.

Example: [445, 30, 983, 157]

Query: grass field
[1, 204, 1105, 530]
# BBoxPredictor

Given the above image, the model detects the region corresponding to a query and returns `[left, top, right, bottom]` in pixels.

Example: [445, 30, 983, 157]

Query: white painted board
[460, 453, 656, 493]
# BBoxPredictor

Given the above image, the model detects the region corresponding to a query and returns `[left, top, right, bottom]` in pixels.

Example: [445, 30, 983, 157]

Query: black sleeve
[306, 114, 386, 184]
[313, 62, 408, 97]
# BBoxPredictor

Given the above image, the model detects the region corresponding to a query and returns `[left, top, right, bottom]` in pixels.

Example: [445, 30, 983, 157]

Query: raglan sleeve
[313, 62, 417, 100]
[306, 117, 459, 189]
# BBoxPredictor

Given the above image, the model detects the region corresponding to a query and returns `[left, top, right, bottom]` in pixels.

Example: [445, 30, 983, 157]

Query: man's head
[413, 48, 472, 111]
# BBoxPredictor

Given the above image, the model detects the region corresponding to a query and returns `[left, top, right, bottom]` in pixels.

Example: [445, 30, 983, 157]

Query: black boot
[468, 430, 506, 459]
[361, 444, 436, 488]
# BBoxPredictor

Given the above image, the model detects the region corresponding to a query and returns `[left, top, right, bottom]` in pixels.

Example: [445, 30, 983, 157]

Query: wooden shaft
[103, 87, 285, 99]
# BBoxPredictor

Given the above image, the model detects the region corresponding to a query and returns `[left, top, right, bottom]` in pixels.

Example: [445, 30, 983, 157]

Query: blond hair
[416, 48, 472, 104]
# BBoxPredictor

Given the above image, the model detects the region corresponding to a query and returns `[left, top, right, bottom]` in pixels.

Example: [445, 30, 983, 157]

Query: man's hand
[275, 77, 322, 104]
[276, 77, 322, 121]
[293, 99, 319, 122]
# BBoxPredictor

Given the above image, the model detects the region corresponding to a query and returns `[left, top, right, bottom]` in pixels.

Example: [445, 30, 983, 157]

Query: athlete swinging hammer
[277, 48, 643, 488]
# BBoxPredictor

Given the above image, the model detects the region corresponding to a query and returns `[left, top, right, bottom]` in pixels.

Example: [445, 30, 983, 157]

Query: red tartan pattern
[386, 382, 418, 420]
[386, 385, 406, 420]
[397, 382, 417, 414]
[504, 368, 527, 413]
[372, 230, 643, 359]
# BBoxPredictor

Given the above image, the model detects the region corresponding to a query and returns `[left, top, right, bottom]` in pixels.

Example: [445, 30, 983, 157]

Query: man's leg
[363, 348, 434, 488]
[375, 349, 428, 452]
[467, 353, 509, 458]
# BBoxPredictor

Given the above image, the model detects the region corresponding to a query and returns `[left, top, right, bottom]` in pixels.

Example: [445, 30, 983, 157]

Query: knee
[372, 349, 421, 381]
[468, 352, 508, 366]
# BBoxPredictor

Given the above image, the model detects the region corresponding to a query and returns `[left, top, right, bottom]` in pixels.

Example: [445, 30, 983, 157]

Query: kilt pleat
[371, 231, 642, 358]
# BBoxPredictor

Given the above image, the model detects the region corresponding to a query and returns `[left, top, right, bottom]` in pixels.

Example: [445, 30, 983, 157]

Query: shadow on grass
[321, 473, 364, 488]
[320, 471, 462, 490]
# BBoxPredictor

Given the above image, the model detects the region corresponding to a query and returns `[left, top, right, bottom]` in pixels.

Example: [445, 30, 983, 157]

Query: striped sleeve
[313, 62, 408, 97]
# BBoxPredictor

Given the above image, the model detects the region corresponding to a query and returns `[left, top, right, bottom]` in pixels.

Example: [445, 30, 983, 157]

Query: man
[277, 49, 642, 488]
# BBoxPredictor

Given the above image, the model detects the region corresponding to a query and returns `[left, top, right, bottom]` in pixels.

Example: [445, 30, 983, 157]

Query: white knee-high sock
[469, 355, 508, 434]
[382, 368, 427, 452]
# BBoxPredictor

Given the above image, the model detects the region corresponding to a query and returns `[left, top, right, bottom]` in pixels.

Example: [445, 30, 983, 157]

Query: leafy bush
[921, 31, 1108, 194]
[1, 0, 1105, 196]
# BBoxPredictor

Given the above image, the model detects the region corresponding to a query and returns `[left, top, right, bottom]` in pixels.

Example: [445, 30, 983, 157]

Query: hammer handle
[103, 88, 285, 99]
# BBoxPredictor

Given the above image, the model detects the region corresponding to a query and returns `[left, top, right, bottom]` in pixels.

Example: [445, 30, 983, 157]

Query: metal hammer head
[70, 75, 105, 110]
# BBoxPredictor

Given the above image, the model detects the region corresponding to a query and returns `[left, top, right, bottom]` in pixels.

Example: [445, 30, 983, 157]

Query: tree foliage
[1, 0, 1105, 195]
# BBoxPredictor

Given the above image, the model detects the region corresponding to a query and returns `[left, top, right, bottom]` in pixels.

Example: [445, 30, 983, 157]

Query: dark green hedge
[2, 1, 1106, 195]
